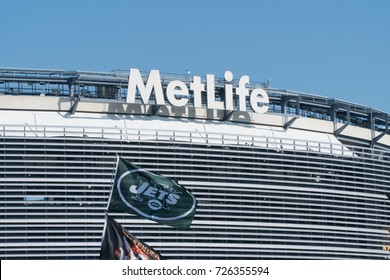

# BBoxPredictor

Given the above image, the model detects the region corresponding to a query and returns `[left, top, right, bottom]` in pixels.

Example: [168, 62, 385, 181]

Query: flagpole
[106, 154, 120, 211]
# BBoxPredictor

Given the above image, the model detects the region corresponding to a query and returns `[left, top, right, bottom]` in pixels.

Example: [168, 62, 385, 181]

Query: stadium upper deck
[0, 67, 389, 149]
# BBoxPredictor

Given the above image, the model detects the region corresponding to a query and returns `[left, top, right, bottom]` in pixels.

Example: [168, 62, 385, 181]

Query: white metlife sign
[126, 69, 269, 114]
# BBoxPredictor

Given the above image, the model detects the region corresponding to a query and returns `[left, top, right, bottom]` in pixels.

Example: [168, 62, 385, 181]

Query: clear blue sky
[1, 0, 389, 112]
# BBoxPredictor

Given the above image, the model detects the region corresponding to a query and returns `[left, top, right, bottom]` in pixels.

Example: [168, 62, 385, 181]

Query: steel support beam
[334, 121, 351, 136]
[371, 113, 389, 148]
[284, 117, 298, 130]
[69, 97, 80, 114]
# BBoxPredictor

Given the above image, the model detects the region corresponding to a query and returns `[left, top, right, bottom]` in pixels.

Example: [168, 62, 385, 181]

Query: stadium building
[0, 67, 389, 259]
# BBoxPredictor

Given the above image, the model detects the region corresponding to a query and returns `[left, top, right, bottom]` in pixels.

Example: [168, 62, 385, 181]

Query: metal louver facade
[1, 125, 389, 259]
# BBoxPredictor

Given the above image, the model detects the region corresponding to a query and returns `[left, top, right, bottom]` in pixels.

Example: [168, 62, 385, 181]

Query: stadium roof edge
[0, 67, 388, 117]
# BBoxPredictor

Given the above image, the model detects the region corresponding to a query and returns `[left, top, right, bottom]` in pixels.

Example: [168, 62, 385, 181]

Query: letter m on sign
[126, 69, 165, 105]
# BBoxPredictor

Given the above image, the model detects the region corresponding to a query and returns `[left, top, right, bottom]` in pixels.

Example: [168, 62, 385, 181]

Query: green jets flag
[107, 157, 197, 230]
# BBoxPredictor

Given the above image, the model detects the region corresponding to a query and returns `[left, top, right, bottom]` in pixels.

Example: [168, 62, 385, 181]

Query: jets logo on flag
[127, 176, 181, 211]
[107, 157, 197, 230]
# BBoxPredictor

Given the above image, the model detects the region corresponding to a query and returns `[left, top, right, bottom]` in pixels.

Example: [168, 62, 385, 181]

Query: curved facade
[0, 68, 390, 259]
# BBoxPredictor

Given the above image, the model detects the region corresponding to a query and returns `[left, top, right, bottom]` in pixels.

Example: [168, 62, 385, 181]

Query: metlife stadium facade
[0, 67, 389, 260]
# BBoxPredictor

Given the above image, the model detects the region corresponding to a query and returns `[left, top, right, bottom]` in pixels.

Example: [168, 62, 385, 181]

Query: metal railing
[1, 124, 383, 158]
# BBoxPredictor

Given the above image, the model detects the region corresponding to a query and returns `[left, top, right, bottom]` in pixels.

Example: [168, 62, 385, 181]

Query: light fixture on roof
[185, 69, 191, 82]
[262, 78, 272, 89]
